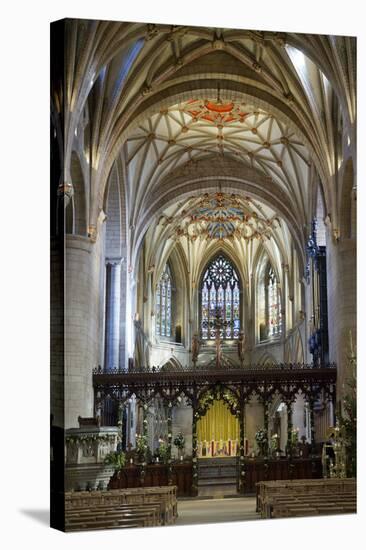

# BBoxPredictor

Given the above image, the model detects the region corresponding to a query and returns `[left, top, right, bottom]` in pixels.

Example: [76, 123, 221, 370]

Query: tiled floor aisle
[175, 497, 260, 526]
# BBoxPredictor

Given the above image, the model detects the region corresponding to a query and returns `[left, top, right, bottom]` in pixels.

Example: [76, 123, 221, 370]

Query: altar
[196, 399, 247, 458]
[197, 438, 249, 458]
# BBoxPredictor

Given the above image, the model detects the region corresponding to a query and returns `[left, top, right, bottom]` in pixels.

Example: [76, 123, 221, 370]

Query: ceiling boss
[159, 192, 280, 241]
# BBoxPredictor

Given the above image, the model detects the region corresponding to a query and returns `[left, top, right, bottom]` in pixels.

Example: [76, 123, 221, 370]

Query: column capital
[106, 256, 125, 266]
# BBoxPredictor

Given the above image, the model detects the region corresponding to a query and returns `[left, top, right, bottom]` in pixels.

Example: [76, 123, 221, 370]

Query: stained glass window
[267, 265, 282, 337]
[200, 255, 241, 340]
[156, 264, 172, 338]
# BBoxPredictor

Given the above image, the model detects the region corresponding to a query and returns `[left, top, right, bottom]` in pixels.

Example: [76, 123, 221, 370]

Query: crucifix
[211, 307, 230, 368]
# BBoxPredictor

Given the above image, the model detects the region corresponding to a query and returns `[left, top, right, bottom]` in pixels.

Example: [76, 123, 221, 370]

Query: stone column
[326, 226, 356, 401]
[65, 233, 104, 428]
[104, 258, 123, 371]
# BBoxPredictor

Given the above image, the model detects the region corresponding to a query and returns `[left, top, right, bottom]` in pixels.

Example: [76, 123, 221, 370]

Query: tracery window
[200, 255, 240, 340]
[267, 265, 282, 337]
[155, 264, 172, 338]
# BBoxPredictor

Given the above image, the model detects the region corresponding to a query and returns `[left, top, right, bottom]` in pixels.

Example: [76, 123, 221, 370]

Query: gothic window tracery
[156, 264, 172, 338]
[200, 255, 240, 340]
[267, 265, 282, 337]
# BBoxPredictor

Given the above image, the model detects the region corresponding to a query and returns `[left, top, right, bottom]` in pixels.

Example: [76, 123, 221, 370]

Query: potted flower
[255, 428, 268, 457]
[135, 433, 148, 463]
[104, 450, 126, 472]
[271, 433, 280, 457]
[173, 432, 185, 461]
[155, 438, 169, 464]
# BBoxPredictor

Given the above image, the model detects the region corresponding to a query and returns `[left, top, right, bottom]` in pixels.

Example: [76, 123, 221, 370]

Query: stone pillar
[65, 233, 104, 428]
[104, 258, 123, 371]
[326, 228, 356, 401]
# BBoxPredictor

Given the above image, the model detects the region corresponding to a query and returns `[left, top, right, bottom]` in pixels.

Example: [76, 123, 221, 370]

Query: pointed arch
[256, 251, 283, 342]
[293, 329, 305, 363]
[155, 262, 173, 339]
[159, 356, 183, 371]
[199, 252, 241, 340]
[257, 351, 278, 367]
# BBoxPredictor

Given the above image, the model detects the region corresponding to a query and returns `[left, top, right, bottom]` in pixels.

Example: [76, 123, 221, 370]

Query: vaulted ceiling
[53, 20, 356, 261]
[126, 98, 311, 228]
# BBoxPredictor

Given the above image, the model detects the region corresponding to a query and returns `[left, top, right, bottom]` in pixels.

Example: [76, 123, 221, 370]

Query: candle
[130, 458, 133, 464]
[180, 455, 183, 462]
[156, 457, 159, 463]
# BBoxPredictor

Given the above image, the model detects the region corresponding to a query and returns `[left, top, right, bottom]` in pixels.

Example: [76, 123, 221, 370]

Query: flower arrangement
[271, 433, 279, 451]
[104, 451, 126, 471]
[173, 432, 185, 450]
[135, 433, 148, 457]
[155, 438, 169, 463]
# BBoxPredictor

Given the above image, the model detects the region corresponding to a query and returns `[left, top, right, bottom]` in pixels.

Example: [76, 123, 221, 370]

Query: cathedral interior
[50, 19, 357, 529]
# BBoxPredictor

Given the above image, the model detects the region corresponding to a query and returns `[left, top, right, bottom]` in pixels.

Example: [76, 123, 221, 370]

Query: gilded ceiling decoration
[159, 192, 280, 241]
[182, 97, 249, 125]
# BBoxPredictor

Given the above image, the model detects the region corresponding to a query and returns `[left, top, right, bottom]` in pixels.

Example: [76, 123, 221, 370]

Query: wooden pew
[66, 503, 161, 528]
[65, 505, 161, 531]
[256, 478, 356, 517]
[271, 498, 357, 518]
[64, 486, 177, 531]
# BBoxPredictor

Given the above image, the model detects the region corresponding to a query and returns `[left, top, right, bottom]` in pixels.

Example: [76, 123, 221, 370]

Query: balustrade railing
[93, 362, 337, 376]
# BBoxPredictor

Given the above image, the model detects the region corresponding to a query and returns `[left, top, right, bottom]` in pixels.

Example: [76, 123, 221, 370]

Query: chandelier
[159, 192, 280, 241]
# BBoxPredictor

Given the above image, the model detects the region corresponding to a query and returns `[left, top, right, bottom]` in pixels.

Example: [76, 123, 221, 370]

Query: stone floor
[175, 496, 260, 526]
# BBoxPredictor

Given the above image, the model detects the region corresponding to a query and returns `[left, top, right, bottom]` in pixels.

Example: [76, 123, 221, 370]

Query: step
[198, 479, 237, 487]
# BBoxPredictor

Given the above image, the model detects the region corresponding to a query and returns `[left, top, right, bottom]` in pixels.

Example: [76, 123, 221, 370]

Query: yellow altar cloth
[197, 399, 239, 442]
